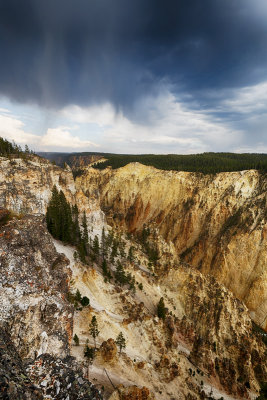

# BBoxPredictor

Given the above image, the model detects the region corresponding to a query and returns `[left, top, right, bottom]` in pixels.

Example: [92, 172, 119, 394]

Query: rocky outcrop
[77, 163, 267, 328]
[0, 156, 105, 228]
[0, 214, 73, 359]
[0, 326, 42, 399]
[27, 354, 103, 400]
[0, 214, 103, 399]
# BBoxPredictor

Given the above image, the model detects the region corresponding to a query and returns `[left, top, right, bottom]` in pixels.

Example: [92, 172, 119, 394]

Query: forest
[92, 152, 267, 174]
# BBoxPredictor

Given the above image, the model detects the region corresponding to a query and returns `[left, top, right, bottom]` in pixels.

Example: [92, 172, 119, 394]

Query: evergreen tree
[71, 205, 81, 244]
[101, 258, 112, 281]
[115, 262, 127, 285]
[82, 211, 89, 244]
[119, 240, 126, 258]
[101, 258, 108, 276]
[80, 296, 90, 307]
[106, 230, 114, 248]
[75, 289, 82, 303]
[115, 332, 126, 354]
[58, 190, 72, 242]
[89, 316, 100, 349]
[76, 210, 89, 262]
[84, 344, 95, 362]
[46, 187, 74, 243]
[46, 186, 60, 238]
[157, 297, 166, 320]
[92, 235, 100, 261]
[111, 239, 118, 259]
[101, 227, 107, 258]
[127, 246, 134, 263]
[73, 334, 79, 346]
[84, 341, 95, 380]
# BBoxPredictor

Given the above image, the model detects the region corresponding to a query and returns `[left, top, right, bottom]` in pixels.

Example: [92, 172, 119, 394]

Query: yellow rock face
[77, 163, 267, 328]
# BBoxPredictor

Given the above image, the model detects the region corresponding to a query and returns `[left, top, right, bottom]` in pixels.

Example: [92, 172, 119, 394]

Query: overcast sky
[1, 0, 267, 153]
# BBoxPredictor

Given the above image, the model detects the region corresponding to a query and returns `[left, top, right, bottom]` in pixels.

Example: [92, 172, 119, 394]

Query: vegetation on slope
[0, 137, 34, 158]
[46, 186, 89, 262]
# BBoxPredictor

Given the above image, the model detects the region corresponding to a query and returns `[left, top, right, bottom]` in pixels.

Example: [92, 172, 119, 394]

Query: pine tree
[82, 211, 89, 244]
[101, 227, 106, 258]
[58, 190, 72, 242]
[106, 230, 114, 248]
[157, 297, 166, 320]
[127, 246, 134, 263]
[75, 289, 82, 303]
[84, 342, 95, 380]
[92, 235, 100, 261]
[46, 187, 75, 244]
[115, 262, 127, 285]
[111, 239, 118, 259]
[73, 334, 79, 346]
[84, 344, 95, 362]
[46, 186, 63, 238]
[89, 316, 100, 349]
[77, 210, 89, 262]
[119, 240, 126, 258]
[101, 258, 108, 276]
[116, 332, 126, 354]
[71, 205, 81, 244]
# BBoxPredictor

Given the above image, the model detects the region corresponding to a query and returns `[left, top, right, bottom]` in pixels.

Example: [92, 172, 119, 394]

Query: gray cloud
[1, 0, 267, 112]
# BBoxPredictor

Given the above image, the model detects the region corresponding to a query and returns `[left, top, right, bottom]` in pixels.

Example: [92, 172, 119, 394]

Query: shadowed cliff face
[77, 163, 267, 329]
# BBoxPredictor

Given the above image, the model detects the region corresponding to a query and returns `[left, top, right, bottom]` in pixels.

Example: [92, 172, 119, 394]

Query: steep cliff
[0, 155, 105, 227]
[76, 163, 267, 329]
[0, 214, 103, 399]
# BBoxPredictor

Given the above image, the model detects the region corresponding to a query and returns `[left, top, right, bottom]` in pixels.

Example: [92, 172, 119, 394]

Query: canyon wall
[77, 163, 267, 328]
[0, 155, 105, 226]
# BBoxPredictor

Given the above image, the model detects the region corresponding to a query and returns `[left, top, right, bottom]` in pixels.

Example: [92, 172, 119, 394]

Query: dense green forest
[46, 186, 89, 262]
[92, 153, 267, 174]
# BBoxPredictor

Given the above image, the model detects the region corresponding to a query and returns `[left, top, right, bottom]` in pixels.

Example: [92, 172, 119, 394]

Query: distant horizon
[37, 150, 267, 156]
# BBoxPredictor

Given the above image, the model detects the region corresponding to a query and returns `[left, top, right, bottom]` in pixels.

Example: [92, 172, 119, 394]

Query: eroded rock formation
[0, 155, 266, 399]
[77, 163, 267, 328]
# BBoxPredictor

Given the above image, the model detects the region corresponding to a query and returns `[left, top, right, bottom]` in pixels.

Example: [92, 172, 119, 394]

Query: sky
[1, 0, 267, 154]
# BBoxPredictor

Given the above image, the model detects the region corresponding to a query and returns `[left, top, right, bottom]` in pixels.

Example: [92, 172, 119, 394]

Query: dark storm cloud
[1, 0, 267, 109]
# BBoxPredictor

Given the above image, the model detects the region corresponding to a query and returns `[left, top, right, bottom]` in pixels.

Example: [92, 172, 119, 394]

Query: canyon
[0, 155, 266, 399]
[76, 163, 267, 329]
